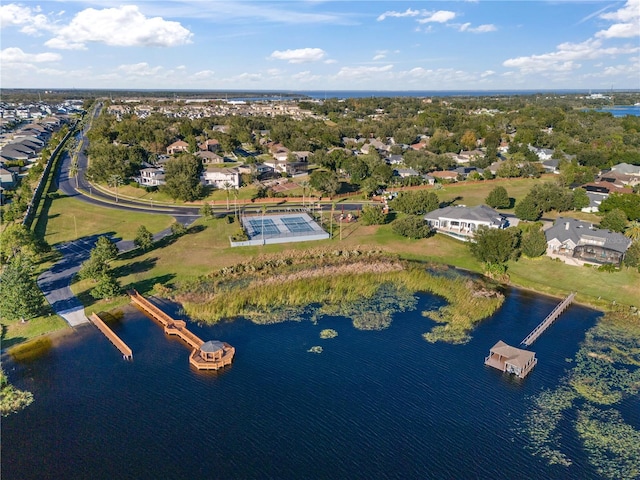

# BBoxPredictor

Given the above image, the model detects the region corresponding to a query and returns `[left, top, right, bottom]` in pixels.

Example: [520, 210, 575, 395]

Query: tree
[469, 226, 520, 267]
[360, 205, 389, 226]
[625, 221, 640, 242]
[460, 130, 477, 152]
[623, 241, 640, 268]
[162, 154, 204, 202]
[222, 181, 233, 210]
[515, 195, 542, 221]
[599, 209, 628, 233]
[496, 160, 521, 178]
[571, 187, 590, 210]
[108, 174, 123, 202]
[69, 161, 79, 188]
[389, 190, 439, 215]
[485, 186, 510, 209]
[199, 202, 214, 219]
[0, 224, 43, 264]
[78, 255, 109, 282]
[93, 236, 119, 264]
[0, 256, 43, 322]
[392, 215, 434, 239]
[171, 222, 188, 237]
[134, 226, 154, 251]
[521, 227, 547, 258]
[90, 272, 122, 300]
[599, 193, 640, 221]
[309, 170, 340, 196]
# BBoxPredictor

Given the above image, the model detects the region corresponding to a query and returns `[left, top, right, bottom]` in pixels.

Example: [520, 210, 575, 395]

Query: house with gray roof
[545, 217, 631, 266]
[424, 204, 508, 241]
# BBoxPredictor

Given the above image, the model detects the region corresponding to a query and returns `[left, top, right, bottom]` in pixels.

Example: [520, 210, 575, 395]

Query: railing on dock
[89, 313, 133, 360]
[520, 292, 576, 347]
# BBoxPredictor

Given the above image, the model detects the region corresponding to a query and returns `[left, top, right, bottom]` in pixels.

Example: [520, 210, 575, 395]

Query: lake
[1, 289, 610, 479]
[594, 105, 640, 117]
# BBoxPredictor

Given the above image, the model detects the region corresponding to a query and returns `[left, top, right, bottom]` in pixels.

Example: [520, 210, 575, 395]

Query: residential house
[394, 168, 420, 179]
[166, 140, 189, 155]
[545, 217, 631, 266]
[541, 158, 560, 174]
[387, 154, 404, 165]
[201, 167, 240, 189]
[430, 170, 459, 182]
[196, 151, 224, 165]
[199, 139, 220, 152]
[457, 149, 484, 163]
[238, 163, 274, 178]
[609, 162, 640, 177]
[0, 167, 18, 189]
[528, 145, 554, 161]
[136, 167, 165, 187]
[424, 205, 508, 241]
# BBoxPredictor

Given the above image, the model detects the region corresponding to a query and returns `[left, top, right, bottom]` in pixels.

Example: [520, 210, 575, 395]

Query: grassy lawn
[1, 313, 68, 350]
[43, 192, 175, 246]
[434, 175, 556, 210]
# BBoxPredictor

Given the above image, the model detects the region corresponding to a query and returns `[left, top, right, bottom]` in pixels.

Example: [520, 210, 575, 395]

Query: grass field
[7, 174, 638, 348]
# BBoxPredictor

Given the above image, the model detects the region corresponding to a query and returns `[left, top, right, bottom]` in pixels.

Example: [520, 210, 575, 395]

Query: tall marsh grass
[175, 249, 504, 343]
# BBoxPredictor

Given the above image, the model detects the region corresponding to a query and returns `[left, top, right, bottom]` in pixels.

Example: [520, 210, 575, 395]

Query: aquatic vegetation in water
[523, 311, 640, 478]
[576, 406, 640, 480]
[174, 249, 503, 343]
[522, 386, 576, 466]
[0, 368, 34, 417]
[307, 346, 323, 354]
[320, 329, 338, 339]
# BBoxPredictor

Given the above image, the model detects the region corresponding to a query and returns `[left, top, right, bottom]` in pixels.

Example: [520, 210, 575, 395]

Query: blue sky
[1, 1, 639, 91]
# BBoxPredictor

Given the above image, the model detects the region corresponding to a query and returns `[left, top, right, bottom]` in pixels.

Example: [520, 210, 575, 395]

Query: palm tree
[108, 174, 123, 203]
[300, 180, 309, 209]
[69, 161, 79, 188]
[625, 221, 640, 242]
[222, 181, 233, 210]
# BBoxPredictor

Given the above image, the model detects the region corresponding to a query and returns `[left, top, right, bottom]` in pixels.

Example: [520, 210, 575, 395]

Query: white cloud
[481, 70, 496, 78]
[503, 39, 639, 73]
[458, 23, 497, 33]
[292, 71, 320, 83]
[417, 11, 456, 24]
[0, 3, 53, 35]
[0, 47, 61, 64]
[373, 50, 388, 61]
[336, 64, 393, 80]
[117, 62, 163, 77]
[193, 70, 215, 79]
[269, 48, 326, 63]
[596, 0, 640, 38]
[377, 8, 422, 21]
[45, 5, 193, 50]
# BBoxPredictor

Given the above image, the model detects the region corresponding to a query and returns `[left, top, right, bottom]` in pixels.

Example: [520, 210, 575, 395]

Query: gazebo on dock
[199, 340, 226, 361]
[484, 340, 537, 379]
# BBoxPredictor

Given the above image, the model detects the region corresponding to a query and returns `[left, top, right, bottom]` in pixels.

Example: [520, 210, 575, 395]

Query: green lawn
[43, 192, 175, 246]
[434, 175, 556, 210]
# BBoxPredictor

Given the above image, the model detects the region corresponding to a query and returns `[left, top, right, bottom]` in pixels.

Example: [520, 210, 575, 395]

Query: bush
[392, 215, 434, 239]
[485, 186, 510, 209]
[360, 205, 389, 226]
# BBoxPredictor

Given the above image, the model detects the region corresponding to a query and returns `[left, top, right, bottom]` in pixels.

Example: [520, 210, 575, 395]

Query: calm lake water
[595, 105, 640, 117]
[2, 289, 609, 479]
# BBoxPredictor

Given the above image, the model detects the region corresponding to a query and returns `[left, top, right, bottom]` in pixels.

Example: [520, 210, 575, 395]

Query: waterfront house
[545, 217, 631, 266]
[424, 205, 508, 241]
[484, 341, 537, 379]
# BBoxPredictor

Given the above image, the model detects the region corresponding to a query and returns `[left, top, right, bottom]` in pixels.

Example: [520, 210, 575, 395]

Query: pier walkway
[129, 290, 234, 370]
[89, 313, 133, 360]
[520, 292, 576, 347]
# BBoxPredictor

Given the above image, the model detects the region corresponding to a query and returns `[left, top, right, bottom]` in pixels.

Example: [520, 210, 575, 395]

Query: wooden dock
[89, 313, 133, 360]
[129, 290, 234, 370]
[520, 292, 576, 347]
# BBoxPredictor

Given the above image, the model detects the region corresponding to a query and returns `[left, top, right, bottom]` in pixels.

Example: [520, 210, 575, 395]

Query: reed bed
[174, 249, 504, 343]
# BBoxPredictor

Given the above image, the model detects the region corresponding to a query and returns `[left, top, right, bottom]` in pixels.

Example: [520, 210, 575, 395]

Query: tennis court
[235, 212, 329, 246]
[247, 218, 281, 236]
[281, 216, 315, 233]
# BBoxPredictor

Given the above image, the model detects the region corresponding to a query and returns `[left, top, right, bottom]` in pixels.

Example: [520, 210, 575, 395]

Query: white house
[201, 167, 240, 188]
[424, 205, 508, 241]
[136, 167, 165, 187]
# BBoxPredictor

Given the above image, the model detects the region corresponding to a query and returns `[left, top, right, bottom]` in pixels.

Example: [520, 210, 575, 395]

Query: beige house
[201, 167, 240, 188]
[166, 140, 189, 155]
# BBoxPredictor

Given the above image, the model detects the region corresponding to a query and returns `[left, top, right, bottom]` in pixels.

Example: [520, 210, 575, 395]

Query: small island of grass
[308, 346, 323, 354]
[320, 329, 338, 339]
[1, 368, 34, 417]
